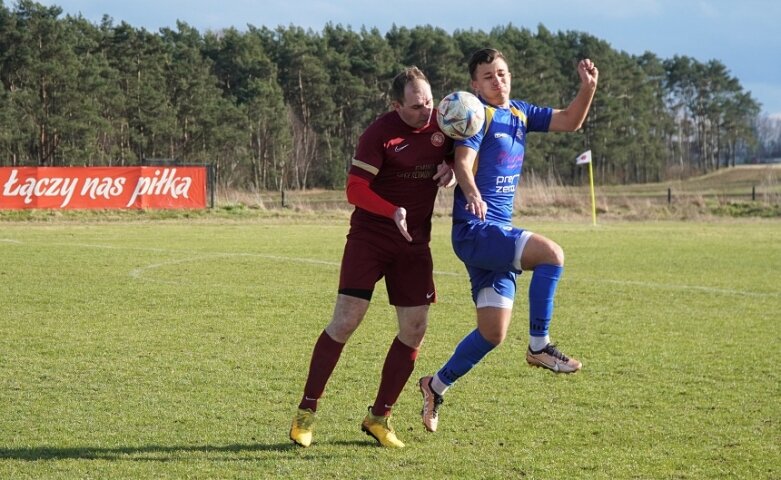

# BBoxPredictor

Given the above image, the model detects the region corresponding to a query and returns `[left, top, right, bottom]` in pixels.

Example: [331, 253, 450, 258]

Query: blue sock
[529, 264, 563, 341]
[435, 329, 495, 387]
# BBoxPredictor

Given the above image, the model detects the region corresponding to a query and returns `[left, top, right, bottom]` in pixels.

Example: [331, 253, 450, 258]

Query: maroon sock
[298, 331, 345, 412]
[371, 337, 419, 417]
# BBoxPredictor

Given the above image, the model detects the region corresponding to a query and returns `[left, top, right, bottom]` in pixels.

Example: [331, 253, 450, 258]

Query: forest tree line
[0, 0, 775, 191]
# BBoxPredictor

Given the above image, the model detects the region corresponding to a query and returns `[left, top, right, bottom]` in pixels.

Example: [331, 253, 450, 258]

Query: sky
[34, 0, 781, 117]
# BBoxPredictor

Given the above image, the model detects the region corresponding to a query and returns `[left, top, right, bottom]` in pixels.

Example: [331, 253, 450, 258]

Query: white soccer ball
[436, 91, 485, 140]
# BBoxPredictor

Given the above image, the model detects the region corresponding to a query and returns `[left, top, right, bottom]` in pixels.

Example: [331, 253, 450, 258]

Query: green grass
[1, 217, 779, 479]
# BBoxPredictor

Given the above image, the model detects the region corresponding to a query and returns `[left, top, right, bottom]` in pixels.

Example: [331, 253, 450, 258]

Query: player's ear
[391, 100, 402, 111]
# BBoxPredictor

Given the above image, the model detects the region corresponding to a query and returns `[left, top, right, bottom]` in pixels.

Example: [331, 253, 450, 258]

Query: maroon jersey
[349, 111, 453, 244]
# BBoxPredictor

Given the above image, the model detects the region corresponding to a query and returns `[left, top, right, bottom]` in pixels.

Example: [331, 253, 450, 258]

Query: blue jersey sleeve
[457, 129, 483, 151]
[518, 100, 553, 132]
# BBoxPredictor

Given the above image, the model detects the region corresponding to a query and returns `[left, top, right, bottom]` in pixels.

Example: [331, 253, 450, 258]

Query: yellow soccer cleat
[360, 408, 405, 448]
[290, 408, 316, 447]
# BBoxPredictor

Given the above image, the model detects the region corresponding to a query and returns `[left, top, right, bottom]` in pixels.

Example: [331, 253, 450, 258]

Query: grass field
[1, 216, 779, 479]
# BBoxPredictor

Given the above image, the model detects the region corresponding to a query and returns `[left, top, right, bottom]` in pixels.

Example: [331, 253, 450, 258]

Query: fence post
[209, 164, 216, 208]
[282, 189, 287, 208]
[752, 185, 756, 201]
[667, 187, 671, 204]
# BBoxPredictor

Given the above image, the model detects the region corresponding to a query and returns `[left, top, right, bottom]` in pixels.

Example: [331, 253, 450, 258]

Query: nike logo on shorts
[394, 144, 409, 152]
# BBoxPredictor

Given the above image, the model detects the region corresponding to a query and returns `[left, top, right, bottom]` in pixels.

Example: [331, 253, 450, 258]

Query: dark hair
[390, 66, 429, 104]
[468, 48, 506, 79]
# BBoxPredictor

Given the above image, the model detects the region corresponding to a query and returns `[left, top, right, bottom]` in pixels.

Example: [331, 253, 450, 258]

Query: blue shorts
[451, 221, 526, 304]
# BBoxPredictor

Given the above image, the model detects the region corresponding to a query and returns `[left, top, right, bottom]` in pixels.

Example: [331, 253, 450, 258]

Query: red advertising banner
[0, 166, 208, 209]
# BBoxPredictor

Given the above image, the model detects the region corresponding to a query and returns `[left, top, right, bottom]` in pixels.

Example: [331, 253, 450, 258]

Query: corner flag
[575, 150, 597, 226]
[576, 150, 592, 165]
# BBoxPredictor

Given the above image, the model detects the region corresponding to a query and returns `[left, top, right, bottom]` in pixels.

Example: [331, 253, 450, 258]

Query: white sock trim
[431, 374, 450, 396]
[529, 335, 550, 352]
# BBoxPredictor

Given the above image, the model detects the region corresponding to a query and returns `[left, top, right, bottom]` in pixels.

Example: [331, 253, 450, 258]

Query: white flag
[576, 150, 592, 165]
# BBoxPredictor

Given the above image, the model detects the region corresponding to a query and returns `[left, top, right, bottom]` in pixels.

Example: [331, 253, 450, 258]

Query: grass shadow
[0, 442, 298, 461]
[0, 438, 388, 462]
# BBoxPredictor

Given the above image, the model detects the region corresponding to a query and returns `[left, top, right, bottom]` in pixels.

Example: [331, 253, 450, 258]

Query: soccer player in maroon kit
[289, 66, 455, 448]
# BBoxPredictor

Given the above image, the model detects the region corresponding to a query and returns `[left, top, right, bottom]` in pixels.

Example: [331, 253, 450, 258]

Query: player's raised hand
[393, 207, 413, 242]
[577, 59, 599, 88]
[433, 161, 456, 188]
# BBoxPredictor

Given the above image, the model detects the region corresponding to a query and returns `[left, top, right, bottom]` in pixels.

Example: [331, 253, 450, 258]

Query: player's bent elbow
[564, 116, 586, 132]
[550, 115, 584, 133]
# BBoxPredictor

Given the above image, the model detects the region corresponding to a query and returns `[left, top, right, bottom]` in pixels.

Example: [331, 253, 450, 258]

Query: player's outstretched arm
[549, 59, 599, 132]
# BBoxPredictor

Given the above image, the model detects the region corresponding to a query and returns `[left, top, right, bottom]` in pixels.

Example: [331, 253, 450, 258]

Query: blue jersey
[452, 99, 553, 225]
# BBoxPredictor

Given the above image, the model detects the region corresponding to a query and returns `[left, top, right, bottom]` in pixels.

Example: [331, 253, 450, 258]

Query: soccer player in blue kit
[419, 48, 599, 433]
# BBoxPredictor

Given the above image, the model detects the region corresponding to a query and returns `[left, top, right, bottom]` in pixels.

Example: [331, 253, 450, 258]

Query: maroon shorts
[338, 231, 436, 307]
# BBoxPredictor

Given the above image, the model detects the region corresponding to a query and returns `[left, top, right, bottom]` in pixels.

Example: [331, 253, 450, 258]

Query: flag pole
[588, 159, 596, 226]
[575, 149, 596, 226]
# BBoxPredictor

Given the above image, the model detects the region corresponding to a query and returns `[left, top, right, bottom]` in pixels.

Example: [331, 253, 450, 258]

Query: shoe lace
[431, 395, 444, 420]
[543, 343, 570, 362]
[424, 379, 444, 417]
